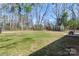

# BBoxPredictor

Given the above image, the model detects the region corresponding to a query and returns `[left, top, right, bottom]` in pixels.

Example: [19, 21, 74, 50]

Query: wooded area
[0, 3, 79, 32]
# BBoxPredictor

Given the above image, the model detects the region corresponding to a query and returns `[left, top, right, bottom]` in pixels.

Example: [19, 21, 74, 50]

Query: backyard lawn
[0, 31, 64, 56]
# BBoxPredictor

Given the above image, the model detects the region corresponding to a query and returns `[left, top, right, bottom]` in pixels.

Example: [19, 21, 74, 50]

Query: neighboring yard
[0, 31, 64, 56]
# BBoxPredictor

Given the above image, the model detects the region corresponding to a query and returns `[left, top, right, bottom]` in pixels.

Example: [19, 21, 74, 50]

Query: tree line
[0, 3, 79, 31]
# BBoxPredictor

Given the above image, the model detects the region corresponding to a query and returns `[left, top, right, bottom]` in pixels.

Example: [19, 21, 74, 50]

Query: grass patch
[0, 31, 64, 56]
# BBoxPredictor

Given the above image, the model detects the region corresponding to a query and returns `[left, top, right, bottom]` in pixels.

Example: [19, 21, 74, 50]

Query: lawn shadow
[0, 37, 33, 49]
[0, 38, 11, 42]
[29, 34, 79, 56]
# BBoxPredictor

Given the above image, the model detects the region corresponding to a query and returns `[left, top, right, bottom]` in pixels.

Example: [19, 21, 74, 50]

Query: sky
[0, 3, 79, 25]
[31, 3, 57, 25]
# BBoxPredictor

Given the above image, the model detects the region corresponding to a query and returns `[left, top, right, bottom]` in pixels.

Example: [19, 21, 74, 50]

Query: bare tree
[32, 4, 49, 30]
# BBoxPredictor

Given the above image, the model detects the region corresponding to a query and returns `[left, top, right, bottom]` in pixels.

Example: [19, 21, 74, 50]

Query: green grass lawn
[0, 31, 64, 56]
